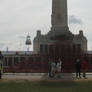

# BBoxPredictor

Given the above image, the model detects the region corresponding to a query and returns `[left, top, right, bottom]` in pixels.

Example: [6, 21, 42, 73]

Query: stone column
[51, 0, 68, 29]
[6, 57, 9, 67]
[12, 56, 14, 66]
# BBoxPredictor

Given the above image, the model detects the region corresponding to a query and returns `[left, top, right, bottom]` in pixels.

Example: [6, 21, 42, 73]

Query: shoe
[79, 76, 81, 79]
[84, 77, 87, 79]
[76, 77, 79, 79]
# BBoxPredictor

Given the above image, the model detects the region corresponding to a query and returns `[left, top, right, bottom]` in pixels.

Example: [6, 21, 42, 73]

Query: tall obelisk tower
[51, 0, 68, 30]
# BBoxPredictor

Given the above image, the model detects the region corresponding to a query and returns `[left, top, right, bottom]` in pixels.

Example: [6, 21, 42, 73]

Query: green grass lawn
[0, 80, 92, 92]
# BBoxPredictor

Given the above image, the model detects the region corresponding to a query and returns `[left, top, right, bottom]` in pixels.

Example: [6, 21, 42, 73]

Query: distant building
[2, 51, 33, 67]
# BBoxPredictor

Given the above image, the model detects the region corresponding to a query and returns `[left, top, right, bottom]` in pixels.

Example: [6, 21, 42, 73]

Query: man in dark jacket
[0, 51, 3, 79]
[76, 59, 81, 79]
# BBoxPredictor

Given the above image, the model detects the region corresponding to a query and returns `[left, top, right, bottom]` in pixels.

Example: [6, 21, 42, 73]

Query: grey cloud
[69, 15, 83, 25]
[19, 36, 25, 39]
[0, 43, 5, 49]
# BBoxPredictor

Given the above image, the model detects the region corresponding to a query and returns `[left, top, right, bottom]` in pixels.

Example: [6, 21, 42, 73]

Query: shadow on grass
[36, 73, 78, 88]
[37, 80, 77, 88]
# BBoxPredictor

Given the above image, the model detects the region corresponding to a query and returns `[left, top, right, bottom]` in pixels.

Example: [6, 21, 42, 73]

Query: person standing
[0, 60, 2, 79]
[75, 59, 81, 79]
[82, 59, 87, 79]
[51, 61, 56, 77]
[0, 51, 3, 79]
[56, 58, 62, 73]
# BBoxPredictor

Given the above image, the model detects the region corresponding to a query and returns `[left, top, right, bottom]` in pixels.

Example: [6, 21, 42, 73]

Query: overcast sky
[0, 0, 92, 51]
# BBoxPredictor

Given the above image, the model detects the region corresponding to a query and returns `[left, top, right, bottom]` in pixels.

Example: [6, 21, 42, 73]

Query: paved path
[2, 73, 92, 80]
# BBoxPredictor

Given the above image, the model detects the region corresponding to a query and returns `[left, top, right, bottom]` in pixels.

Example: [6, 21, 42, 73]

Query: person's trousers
[0, 70, 1, 79]
[83, 69, 86, 78]
[76, 69, 81, 78]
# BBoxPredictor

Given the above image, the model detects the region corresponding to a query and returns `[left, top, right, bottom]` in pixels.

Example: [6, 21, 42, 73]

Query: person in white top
[57, 58, 62, 73]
